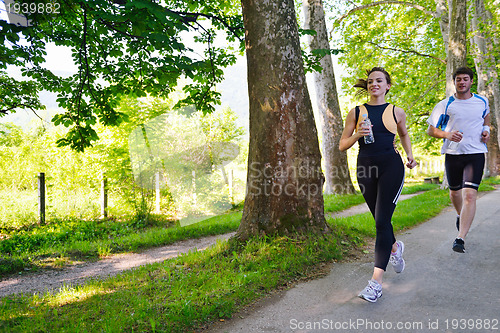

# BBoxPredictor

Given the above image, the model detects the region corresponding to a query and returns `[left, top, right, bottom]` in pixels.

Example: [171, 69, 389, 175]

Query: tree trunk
[484, 8, 500, 148]
[439, 0, 467, 188]
[303, 0, 356, 195]
[237, 0, 330, 241]
[471, 0, 500, 176]
[445, 0, 467, 97]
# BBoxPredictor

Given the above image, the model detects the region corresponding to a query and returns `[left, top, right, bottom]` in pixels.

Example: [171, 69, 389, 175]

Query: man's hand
[481, 130, 490, 143]
[448, 130, 463, 142]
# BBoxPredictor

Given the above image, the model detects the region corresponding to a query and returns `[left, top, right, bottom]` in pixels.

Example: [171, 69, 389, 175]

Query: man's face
[454, 74, 473, 95]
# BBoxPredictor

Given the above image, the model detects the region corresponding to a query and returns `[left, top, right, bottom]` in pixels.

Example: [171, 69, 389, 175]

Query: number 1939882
[6, 1, 60, 15]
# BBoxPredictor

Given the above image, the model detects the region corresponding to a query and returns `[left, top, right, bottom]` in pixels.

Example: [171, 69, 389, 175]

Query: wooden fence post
[101, 172, 108, 218]
[229, 169, 234, 206]
[38, 172, 45, 224]
[192, 170, 197, 207]
[155, 172, 160, 214]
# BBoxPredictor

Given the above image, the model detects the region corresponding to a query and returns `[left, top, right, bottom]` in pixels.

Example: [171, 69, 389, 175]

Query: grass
[0, 211, 242, 276]
[0, 182, 435, 276]
[0, 178, 499, 332]
[0, 188, 101, 230]
[0, 232, 349, 333]
[328, 188, 451, 237]
[1, 180, 496, 276]
[323, 182, 440, 214]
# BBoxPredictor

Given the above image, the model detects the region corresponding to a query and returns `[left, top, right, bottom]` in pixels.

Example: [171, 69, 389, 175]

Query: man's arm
[426, 125, 462, 142]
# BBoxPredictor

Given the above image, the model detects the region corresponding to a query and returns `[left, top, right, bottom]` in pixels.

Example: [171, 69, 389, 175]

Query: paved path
[207, 189, 500, 333]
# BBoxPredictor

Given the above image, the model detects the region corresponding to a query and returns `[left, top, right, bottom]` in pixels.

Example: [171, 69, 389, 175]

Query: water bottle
[448, 130, 463, 150]
[363, 114, 375, 144]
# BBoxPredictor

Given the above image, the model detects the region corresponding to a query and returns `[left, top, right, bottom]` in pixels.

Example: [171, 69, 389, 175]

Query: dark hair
[354, 67, 392, 96]
[453, 67, 474, 80]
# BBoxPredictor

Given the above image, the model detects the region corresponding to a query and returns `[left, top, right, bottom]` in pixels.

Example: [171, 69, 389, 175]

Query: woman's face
[367, 71, 391, 97]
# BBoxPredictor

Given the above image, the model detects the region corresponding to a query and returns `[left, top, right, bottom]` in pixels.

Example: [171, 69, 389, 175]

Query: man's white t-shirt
[427, 94, 489, 155]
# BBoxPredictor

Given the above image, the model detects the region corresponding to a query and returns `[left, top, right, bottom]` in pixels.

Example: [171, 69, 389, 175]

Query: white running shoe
[389, 240, 405, 273]
[358, 279, 382, 303]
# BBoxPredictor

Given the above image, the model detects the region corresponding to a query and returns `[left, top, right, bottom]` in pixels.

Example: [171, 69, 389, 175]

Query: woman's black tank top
[356, 103, 398, 157]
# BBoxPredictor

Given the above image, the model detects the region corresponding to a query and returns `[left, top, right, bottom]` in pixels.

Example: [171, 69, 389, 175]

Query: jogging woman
[339, 67, 417, 302]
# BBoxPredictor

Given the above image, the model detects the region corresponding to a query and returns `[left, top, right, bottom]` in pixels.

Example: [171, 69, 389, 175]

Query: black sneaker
[456, 216, 460, 231]
[453, 238, 465, 253]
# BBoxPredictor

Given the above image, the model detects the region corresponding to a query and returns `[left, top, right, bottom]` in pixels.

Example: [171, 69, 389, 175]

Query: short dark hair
[354, 67, 392, 96]
[453, 67, 474, 80]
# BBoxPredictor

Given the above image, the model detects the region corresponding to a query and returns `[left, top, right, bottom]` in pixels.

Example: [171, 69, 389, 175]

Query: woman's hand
[357, 121, 372, 137]
[406, 156, 417, 169]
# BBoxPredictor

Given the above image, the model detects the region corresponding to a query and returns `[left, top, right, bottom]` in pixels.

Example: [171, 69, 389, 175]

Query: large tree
[471, 0, 500, 176]
[0, 0, 243, 151]
[236, 0, 330, 241]
[446, 0, 467, 96]
[303, 0, 355, 195]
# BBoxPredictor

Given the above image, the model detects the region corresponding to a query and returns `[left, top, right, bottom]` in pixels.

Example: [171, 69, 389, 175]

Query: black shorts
[445, 153, 485, 191]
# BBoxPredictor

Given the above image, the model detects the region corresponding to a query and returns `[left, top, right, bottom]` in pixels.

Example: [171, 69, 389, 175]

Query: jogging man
[426, 67, 490, 253]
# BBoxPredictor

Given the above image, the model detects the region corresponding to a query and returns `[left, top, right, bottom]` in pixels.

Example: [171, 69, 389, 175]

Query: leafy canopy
[0, 0, 243, 151]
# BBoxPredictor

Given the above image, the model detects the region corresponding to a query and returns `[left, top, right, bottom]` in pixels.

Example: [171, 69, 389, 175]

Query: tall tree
[303, 0, 355, 195]
[471, 0, 500, 176]
[445, 0, 467, 96]
[236, 0, 330, 241]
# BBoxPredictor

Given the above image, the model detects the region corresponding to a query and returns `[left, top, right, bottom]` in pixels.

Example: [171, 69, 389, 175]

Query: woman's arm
[395, 107, 417, 169]
[339, 108, 368, 152]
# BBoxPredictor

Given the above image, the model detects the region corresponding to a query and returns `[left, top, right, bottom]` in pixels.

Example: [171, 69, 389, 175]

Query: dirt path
[0, 193, 421, 298]
[0, 233, 234, 298]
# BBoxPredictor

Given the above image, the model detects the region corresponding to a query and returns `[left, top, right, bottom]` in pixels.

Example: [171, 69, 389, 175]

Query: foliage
[0, 0, 244, 151]
[0, 95, 246, 231]
[331, 0, 451, 150]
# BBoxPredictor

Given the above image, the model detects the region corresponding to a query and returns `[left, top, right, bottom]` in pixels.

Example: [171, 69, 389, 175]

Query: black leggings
[357, 153, 405, 271]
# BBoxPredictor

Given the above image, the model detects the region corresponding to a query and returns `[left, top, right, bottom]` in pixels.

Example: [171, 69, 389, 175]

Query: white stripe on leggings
[393, 170, 405, 204]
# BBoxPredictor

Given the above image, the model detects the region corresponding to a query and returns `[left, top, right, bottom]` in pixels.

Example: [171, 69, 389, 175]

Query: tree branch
[97, 20, 146, 40]
[407, 74, 445, 112]
[335, 1, 438, 25]
[0, 104, 45, 124]
[365, 40, 446, 64]
[168, 10, 244, 42]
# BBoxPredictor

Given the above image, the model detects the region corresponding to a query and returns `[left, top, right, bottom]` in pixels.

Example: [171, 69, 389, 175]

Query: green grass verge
[0, 231, 352, 333]
[323, 182, 440, 214]
[327, 188, 450, 237]
[2, 179, 496, 276]
[0, 212, 242, 276]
